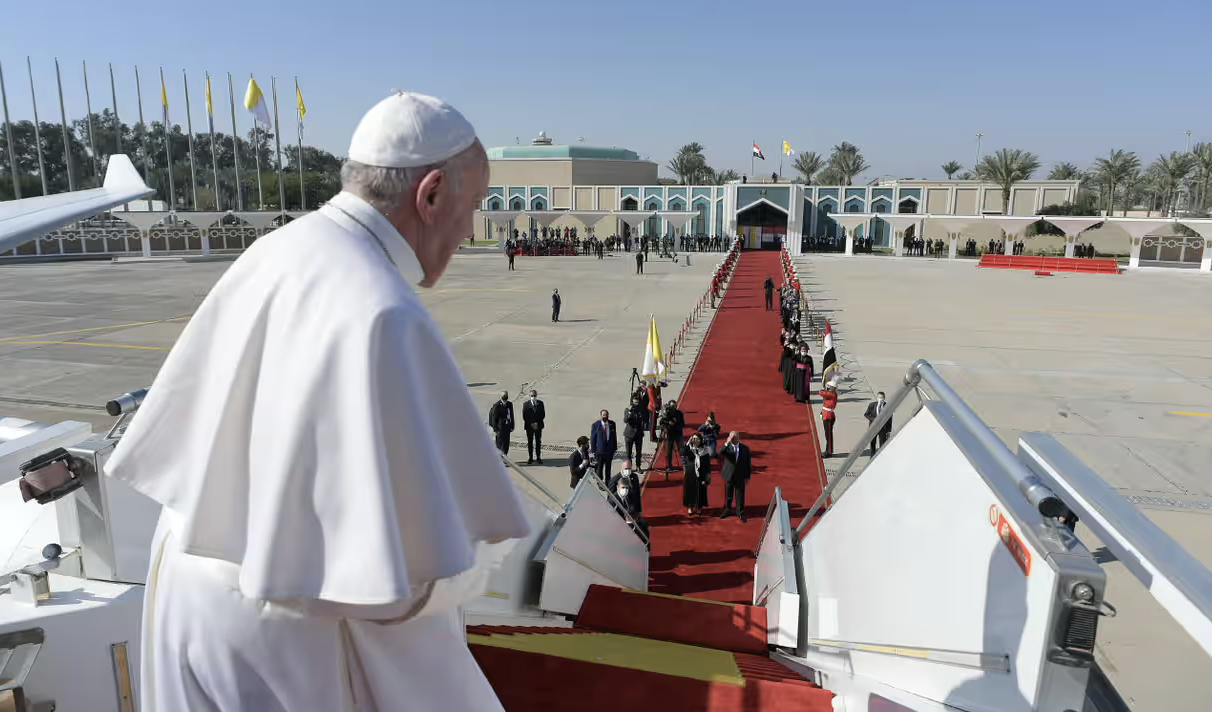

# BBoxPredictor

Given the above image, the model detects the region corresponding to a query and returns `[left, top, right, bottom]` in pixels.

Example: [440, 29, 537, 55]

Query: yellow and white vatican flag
[244, 76, 272, 127]
[641, 315, 666, 383]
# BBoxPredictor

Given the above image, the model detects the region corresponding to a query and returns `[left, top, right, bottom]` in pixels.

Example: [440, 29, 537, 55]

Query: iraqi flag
[821, 320, 839, 385]
[752, 142, 765, 160]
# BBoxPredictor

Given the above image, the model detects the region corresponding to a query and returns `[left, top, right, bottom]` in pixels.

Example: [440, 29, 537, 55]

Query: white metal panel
[465, 486, 560, 618]
[0, 576, 144, 712]
[801, 406, 1061, 712]
[754, 501, 800, 648]
[537, 486, 647, 615]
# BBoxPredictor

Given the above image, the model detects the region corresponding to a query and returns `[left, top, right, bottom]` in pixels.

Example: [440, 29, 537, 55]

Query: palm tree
[957, 171, 975, 180]
[666, 143, 707, 184]
[1150, 151, 1196, 216]
[815, 166, 842, 186]
[1048, 162, 1083, 181]
[825, 142, 870, 186]
[791, 151, 824, 184]
[1190, 142, 1212, 213]
[1090, 149, 1140, 216]
[974, 148, 1041, 214]
[941, 161, 963, 179]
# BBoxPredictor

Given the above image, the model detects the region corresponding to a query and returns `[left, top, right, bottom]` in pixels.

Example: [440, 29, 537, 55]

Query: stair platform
[576, 585, 768, 655]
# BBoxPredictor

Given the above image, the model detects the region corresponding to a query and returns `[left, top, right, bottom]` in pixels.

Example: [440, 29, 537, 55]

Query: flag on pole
[295, 83, 306, 127]
[640, 316, 666, 383]
[160, 74, 168, 122]
[205, 75, 213, 116]
[782, 140, 795, 157]
[752, 142, 765, 160]
[821, 320, 839, 385]
[244, 77, 272, 126]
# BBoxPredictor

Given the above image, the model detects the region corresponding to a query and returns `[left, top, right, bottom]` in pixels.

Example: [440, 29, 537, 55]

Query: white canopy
[830, 213, 873, 232]
[927, 216, 981, 235]
[984, 216, 1040, 237]
[476, 210, 523, 228]
[567, 211, 613, 228]
[658, 211, 697, 229]
[524, 210, 569, 228]
[1040, 217, 1102, 238]
[615, 211, 655, 228]
[1106, 218, 1176, 240]
[880, 214, 923, 234]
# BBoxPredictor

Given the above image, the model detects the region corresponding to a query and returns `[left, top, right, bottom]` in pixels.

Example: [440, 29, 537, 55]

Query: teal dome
[487, 144, 641, 162]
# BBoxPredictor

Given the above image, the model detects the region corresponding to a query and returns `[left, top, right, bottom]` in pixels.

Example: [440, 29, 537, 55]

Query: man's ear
[414, 169, 446, 225]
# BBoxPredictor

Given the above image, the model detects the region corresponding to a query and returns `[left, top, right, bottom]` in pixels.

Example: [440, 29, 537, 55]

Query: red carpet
[644, 250, 826, 604]
[576, 585, 768, 654]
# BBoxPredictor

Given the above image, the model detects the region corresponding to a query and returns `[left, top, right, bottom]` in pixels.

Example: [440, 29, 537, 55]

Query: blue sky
[4, 0, 1210, 181]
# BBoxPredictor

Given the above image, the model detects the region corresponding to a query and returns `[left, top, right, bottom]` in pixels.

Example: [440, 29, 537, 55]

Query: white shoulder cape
[105, 208, 530, 607]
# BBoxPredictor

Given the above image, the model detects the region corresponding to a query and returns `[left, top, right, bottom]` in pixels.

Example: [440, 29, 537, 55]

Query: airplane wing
[0, 154, 154, 254]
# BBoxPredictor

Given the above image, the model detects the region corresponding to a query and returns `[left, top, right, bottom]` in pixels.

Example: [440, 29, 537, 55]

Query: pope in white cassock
[104, 92, 531, 711]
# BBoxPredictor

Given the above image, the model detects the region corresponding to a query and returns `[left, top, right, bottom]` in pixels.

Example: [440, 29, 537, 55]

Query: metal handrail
[755, 486, 784, 557]
[501, 455, 563, 512]
[580, 468, 650, 546]
[794, 359, 1063, 538]
[1019, 433, 1212, 658]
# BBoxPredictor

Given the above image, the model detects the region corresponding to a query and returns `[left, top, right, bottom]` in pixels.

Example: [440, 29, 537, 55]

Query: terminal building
[475, 133, 1082, 254]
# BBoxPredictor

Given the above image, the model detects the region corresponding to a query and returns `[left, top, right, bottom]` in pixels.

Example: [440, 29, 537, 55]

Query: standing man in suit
[590, 409, 618, 481]
[551, 289, 562, 322]
[623, 394, 647, 473]
[523, 389, 546, 465]
[635, 251, 645, 275]
[763, 276, 775, 311]
[718, 431, 752, 522]
[568, 436, 591, 488]
[488, 391, 514, 455]
[863, 391, 892, 455]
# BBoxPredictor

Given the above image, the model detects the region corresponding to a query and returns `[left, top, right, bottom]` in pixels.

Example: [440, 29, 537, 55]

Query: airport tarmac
[796, 253, 1212, 712]
[0, 247, 724, 500]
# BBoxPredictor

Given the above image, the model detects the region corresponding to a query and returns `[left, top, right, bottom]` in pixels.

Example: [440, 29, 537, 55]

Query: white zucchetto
[347, 92, 478, 168]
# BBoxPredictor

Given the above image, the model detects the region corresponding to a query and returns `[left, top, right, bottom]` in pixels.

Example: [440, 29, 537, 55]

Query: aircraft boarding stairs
[4, 361, 1212, 711]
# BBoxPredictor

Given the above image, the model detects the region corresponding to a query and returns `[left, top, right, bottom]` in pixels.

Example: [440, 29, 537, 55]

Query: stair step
[576, 585, 768, 655]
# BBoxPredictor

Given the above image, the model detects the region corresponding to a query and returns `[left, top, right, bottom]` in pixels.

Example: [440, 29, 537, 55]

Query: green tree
[1090, 149, 1140, 216]
[1047, 162, 1084, 181]
[823, 142, 870, 186]
[941, 160, 963, 179]
[792, 151, 825, 184]
[1149, 151, 1195, 217]
[975, 148, 1041, 214]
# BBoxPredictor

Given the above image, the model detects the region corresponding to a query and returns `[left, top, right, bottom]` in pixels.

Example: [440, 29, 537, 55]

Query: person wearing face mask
[697, 412, 721, 456]
[609, 462, 649, 544]
[488, 390, 515, 456]
[863, 390, 892, 455]
[681, 433, 712, 517]
[522, 389, 546, 465]
[589, 409, 618, 481]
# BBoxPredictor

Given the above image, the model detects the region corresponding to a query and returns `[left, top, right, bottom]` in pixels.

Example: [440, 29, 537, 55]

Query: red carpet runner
[643, 250, 826, 604]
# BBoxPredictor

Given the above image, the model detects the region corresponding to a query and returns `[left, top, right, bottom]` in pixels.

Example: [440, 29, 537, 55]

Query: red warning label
[989, 505, 1031, 576]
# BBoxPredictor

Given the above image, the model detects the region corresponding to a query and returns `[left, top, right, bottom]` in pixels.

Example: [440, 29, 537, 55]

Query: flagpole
[160, 66, 175, 210]
[227, 73, 243, 211]
[108, 63, 121, 155]
[27, 58, 48, 196]
[135, 66, 151, 209]
[251, 74, 263, 210]
[82, 61, 99, 181]
[206, 73, 221, 211]
[55, 58, 76, 192]
[182, 70, 198, 210]
[750, 139, 754, 181]
[0, 60, 20, 199]
[270, 76, 285, 214]
[295, 77, 304, 211]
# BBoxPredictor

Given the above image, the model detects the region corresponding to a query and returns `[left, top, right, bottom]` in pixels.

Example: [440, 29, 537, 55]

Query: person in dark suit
[608, 461, 649, 543]
[522, 389, 546, 465]
[718, 431, 752, 522]
[863, 391, 892, 455]
[763, 276, 775, 311]
[551, 289, 562, 322]
[590, 409, 618, 481]
[622, 395, 647, 472]
[488, 391, 514, 455]
[635, 251, 645, 274]
[568, 436, 591, 488]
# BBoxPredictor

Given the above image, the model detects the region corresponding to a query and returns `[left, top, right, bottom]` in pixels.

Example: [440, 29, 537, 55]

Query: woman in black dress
[682, 433, 712, 517]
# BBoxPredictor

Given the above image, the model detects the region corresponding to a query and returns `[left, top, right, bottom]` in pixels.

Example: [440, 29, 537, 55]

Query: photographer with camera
[623, 395, 647, 473]
[659, 399, 686, 474]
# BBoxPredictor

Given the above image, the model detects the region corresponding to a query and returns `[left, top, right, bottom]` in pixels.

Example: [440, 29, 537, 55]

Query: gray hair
[341, 150, 472, 212]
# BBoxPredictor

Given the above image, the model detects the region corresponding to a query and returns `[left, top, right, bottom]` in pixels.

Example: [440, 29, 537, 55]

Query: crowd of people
[502, 228, 733, 259]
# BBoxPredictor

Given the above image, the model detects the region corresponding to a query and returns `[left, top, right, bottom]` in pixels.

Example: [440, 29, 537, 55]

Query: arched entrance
[620, 197, 638, 239]
[736, 201, 788, 250]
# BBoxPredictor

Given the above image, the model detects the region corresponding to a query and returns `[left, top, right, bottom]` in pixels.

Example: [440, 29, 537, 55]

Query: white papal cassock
[105, 191, 531, 711]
